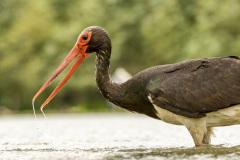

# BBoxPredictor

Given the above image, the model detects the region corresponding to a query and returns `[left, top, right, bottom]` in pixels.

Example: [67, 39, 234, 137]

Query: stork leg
[202, 127, 214, 145]
[184, 118, 207, 147]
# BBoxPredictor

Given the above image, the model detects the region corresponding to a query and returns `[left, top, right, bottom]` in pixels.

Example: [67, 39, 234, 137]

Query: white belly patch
[206, 105, 240, 126]
[148, 96, 240, 127]
[152, 104, 194, 126]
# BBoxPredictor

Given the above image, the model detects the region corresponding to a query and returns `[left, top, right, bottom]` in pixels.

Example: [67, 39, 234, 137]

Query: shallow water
[1, 113, 240, 160]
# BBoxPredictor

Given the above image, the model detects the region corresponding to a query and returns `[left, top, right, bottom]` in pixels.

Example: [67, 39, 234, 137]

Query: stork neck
[95, 49, 115, 100]
[95, 49, 156, 118]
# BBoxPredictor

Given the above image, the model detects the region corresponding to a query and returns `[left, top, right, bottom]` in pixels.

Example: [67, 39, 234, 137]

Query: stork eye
[82, 35, 88, 40]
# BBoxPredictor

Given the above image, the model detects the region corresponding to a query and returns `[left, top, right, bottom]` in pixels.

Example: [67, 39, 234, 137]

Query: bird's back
[146, 56, 240, 118]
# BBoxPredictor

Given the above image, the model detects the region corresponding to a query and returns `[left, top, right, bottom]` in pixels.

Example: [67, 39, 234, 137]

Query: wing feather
[147, 57, 240, 118]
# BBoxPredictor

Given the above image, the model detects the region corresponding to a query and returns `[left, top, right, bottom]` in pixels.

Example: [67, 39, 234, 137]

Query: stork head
[32, 26, 110, 110]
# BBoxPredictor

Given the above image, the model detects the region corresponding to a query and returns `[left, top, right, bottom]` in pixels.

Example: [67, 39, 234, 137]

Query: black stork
[33, 26, 240, 147]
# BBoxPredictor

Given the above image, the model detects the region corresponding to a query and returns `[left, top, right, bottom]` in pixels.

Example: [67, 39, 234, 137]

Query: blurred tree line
[0, 0, 240, 113]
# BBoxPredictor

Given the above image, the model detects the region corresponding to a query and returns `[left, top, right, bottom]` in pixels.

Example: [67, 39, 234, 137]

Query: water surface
[1, 113, 240, 159]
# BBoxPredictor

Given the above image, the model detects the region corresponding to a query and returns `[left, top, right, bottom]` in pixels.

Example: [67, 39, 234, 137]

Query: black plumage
[147, 57, 240, 118]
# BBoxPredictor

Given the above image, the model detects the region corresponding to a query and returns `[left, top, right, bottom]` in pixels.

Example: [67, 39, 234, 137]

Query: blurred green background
[0, 0, 240, 113]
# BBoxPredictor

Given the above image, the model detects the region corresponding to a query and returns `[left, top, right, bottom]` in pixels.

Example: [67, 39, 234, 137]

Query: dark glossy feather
[147, 56, 240, 118]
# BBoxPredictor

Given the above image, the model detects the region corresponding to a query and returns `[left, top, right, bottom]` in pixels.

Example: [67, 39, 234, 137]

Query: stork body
[96, 49, 240, 146]
[33, 26, 240, 147]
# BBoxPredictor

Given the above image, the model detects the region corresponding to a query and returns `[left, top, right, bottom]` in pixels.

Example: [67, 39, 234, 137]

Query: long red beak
[32, 42, 88, 110]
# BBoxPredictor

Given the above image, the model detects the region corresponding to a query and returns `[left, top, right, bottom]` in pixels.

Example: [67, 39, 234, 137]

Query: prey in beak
[32, 30, 92, 116]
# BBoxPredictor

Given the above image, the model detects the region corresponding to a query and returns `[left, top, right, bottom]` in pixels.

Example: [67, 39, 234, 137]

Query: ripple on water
[103, 145, 240, 160]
